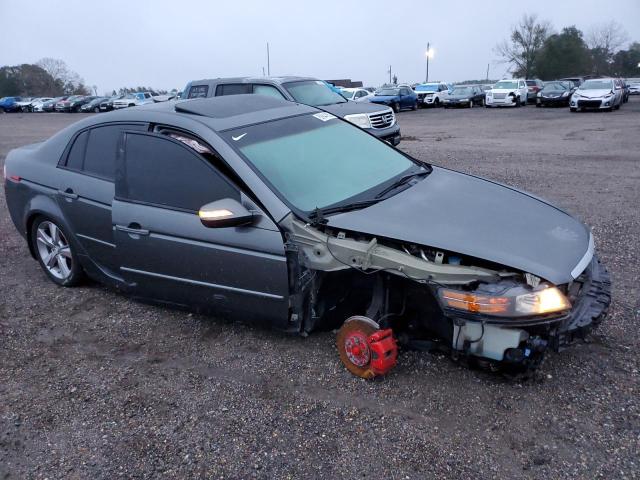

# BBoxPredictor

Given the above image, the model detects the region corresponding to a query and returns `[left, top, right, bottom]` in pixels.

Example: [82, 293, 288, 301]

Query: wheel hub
[344, 332, 370, 367]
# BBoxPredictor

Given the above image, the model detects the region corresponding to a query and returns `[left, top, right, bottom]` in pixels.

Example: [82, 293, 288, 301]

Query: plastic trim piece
[571, 233, 594, 279]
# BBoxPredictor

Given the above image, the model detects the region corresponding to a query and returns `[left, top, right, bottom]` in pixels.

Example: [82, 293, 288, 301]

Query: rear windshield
[494, 81, 518, 89]
[451, 87, 472, 95]
[283, 80, 347, 106]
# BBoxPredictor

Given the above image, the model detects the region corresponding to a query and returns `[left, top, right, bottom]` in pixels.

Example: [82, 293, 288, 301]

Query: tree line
[496, 15, 640, 79]
[0, 58, 176, 98]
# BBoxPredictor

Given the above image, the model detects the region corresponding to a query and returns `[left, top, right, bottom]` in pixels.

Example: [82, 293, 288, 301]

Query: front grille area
[368, 111, 395, 129]
[578, 99, 602, 108]
[493, 93, 507, 99]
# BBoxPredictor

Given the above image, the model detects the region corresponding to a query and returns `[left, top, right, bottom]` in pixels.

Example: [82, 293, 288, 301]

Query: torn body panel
[281, 214, 610, 374]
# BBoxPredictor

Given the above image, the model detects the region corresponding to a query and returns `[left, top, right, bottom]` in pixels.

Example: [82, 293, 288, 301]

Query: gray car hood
[327, 167, 592, 285]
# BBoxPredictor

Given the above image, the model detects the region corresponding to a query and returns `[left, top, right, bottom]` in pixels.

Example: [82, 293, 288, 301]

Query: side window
[188, 85, 209, 99]
[253, 84, 286, 99]
[356, 91, 366, 98]
[144, 93, 151, 99]
[83, 124, 147, 180]
[215, 84, 252, 96]
[120, 133, 239, 211]
[400, 88, 410, 95]
[65, 130, 89, 171]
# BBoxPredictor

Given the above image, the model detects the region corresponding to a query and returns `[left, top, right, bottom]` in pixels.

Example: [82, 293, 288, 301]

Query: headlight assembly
[344, 113, 371, 129]
[438, 283, 571, 317]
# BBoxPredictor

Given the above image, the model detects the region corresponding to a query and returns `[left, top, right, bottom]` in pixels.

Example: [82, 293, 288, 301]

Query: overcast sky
[1, 0, 639, 94]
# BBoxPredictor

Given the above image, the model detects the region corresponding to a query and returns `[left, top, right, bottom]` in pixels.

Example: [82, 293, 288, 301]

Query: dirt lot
[1, 101, 639, 479]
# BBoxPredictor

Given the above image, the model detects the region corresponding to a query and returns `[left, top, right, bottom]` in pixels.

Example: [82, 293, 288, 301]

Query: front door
[112, 131, 290, 325]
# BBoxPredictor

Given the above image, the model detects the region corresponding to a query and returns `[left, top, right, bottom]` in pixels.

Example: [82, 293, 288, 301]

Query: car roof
[77, 94, 319, 133]
[188, 76, 316, 86]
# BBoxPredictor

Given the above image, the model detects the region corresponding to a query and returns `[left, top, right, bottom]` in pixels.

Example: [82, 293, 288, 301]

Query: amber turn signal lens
[439, 290, 509, 314]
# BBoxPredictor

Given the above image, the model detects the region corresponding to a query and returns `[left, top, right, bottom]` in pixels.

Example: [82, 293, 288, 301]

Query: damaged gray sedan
[4, 95, 611, 378]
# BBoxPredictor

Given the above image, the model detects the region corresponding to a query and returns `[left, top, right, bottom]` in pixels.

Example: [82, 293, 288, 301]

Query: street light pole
[426, 42, 430, 83]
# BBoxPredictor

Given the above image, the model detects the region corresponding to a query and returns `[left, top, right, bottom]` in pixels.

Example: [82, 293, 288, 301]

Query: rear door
[112, 130, 289, 325]
[57, 122, 147, 275]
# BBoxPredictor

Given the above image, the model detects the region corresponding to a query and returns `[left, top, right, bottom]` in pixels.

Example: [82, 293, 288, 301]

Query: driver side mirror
[198, 198, 254, 228]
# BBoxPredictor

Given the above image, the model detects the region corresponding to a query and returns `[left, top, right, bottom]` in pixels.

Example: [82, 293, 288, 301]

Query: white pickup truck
[113, 92, 156, 109]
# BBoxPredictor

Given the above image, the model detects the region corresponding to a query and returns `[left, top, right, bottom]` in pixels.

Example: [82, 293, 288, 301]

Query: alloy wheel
[36, 221, 73, 280]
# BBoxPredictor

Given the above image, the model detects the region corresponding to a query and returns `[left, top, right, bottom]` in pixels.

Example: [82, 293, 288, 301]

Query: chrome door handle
[58, 189, 78, 200]
[115, 225, 150, 236]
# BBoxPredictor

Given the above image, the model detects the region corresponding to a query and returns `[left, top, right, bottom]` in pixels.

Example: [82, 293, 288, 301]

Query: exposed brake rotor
[336, 316, 398, 379]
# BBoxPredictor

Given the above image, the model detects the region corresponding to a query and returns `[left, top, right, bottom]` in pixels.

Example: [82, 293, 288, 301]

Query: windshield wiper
[374, 169, 430, 199]
[309, 199, 379, 223]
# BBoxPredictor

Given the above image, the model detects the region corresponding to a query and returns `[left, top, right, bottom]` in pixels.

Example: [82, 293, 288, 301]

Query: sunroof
[174, 94, 290, 118]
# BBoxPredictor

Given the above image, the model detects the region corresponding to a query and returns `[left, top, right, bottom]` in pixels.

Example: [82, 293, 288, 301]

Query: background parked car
[183, 76, 401, 145]
[80, 97, 109, 113]
[414, 82, 449, 108]
[99, 95, 125, 112]
[55, 95, 94, 112]
[339, 87, 374, 102]
[618, 79, 630, 103]
[629, 81, 640, 95]
[443, 85, 485, 108]
[29, 97, 54, 112]
[526, 79, 544, 103]
[570, 77, 622, 112]
[0, 96, 22, 112]
[113, 92, 155, 109]
[42, 96, 67, 112]
[369, 86, 417, 112]
[485, 79, 528, 107]
[535, 81, 576, 107]
[15, 97, 36, 112]
[560, 76, 585, 87]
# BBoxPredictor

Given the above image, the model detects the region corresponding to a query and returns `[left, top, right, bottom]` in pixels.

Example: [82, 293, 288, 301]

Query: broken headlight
[438, 283, 571, 317]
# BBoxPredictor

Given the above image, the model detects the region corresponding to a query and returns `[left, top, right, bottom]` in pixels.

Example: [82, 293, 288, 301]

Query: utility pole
[486, 63, 490, 81]
[388, 65, 392, 84]
[266, 42, 270, 76]
[425, 42, 430, 83]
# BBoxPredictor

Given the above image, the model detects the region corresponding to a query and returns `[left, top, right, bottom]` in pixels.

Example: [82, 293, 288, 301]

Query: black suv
[183, 76, 401, 145]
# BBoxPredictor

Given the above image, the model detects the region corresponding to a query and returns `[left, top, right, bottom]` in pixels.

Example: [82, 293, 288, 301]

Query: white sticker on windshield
[313, 112, 336, 122]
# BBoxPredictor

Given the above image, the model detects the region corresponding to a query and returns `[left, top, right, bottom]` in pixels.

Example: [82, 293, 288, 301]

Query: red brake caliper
[368, 329, 398, 376]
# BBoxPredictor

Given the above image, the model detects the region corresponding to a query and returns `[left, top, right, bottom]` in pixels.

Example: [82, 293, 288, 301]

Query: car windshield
[340, 90, 355, 100]
[581, 80, 613, 90]
[543, 82, 567, 91]
[415, 84, 438, 92]
[377, 88, 399, 96]
[226, 115, 418, 212]
[451, 87, 472, 95]
[526, 80, 538, 86]
[283, 80, 347, 106]
[494, 81, 518, 89]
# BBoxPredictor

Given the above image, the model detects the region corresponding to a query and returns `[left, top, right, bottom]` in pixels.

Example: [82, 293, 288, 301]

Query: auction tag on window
[313, 112, 336, 122]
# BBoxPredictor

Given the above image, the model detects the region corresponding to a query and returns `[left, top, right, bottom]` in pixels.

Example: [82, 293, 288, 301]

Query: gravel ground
[1, 101, 639, 479]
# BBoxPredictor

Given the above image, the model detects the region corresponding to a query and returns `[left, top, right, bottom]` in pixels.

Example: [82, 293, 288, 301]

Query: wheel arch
[23, 195, 75, 259]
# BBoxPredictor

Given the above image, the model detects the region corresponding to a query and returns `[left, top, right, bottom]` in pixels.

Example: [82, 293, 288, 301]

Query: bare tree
[35, 57, 88, 95]
[586, 21, 629, 58]
[495, 14, 552, 78]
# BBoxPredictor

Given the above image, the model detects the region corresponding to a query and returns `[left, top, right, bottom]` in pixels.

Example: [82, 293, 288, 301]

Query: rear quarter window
[188, 85, 209, 99]
[215, 84, 252, 96]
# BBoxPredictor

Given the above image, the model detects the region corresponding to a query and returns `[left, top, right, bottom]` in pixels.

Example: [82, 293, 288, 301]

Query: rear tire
[94, 106, 100, 113]
[434, 98, 440, 108]
[469, 100, 474, 108]
[31, 216, 84, 287]
[392, 102, 400, 113]
[411, 101, 417, 111]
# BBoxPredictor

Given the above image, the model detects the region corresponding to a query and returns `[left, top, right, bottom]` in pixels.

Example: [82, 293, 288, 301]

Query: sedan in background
[339, 88, 374, 102]
[629, 82, 640, 95]
[369, 87, 417, 112]
[29, 98, 55, 112]
[99, 95, 125, 112]
[0, 96, 22, 112]
[570, 78, 622, 112]
[42, 97, 67, 112]
[526, 79, 544, 103]
[443, 85, 485, 108]
[536, 81, 576, 107]
[55, 96, 95, 113]
[80, 97, 110, 113]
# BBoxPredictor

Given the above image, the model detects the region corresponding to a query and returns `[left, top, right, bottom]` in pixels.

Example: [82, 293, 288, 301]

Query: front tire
[392, 102, 400, 113]
[469, 100, 474, 108]
[31, 217, 84, 287]
[411, 101, 417, 111]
